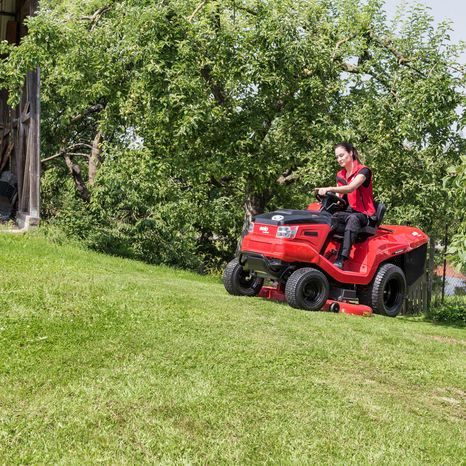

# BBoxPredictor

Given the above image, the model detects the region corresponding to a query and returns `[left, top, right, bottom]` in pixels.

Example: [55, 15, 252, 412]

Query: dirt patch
[431, 388, 466, 420]
[426, 334, 466, 347]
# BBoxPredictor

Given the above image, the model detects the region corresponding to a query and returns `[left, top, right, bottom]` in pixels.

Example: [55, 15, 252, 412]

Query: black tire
[358, 263, 406, 317]
[285, 267, 329, 311]
[223, 258, 264, 296]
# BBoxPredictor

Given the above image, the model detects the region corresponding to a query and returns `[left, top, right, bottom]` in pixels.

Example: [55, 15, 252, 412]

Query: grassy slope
[0, 234, 464, 464]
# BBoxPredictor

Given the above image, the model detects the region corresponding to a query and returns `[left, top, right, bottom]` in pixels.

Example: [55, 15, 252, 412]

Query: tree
[445, 155, 466, 271]
[1, 0, 464, 268]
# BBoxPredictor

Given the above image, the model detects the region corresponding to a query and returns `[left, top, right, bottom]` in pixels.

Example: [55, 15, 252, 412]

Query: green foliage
[43, 148, 204, 269]
[425, 297, 466, 325]
[0, 0, 464, 269]
[444, 155, 466, 271]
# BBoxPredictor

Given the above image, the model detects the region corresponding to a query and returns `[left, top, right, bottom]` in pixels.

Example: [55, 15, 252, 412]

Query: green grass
[0, 234, 465, 464]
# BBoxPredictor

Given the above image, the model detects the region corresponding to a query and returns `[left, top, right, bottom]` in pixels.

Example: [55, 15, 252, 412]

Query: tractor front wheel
[285, 268, 329, 311]
[223, 258, 264, 296]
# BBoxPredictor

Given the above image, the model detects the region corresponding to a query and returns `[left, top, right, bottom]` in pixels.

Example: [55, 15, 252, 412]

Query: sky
[382, 0, 466, 63]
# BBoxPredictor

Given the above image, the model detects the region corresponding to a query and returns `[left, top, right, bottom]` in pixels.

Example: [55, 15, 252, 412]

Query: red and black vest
[336, 160, 376, 216]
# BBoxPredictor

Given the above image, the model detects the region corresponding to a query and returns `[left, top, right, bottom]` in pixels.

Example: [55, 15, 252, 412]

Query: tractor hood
[253, 209, 332, 226]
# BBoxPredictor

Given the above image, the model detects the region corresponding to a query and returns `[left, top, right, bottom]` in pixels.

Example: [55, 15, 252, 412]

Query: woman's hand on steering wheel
[316, 187, 330, 197]
[314, 187, 331, 202]
[315, 189, 348, 210]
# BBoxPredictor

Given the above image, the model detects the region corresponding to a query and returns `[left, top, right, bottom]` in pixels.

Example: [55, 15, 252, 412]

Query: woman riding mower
[316, 142, 376, 270]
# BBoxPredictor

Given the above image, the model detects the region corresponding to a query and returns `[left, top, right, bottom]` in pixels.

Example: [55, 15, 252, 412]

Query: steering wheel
[315, 191, 348, 211]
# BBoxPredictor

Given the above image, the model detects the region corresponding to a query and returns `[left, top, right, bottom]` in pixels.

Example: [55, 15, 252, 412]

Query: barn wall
[0, 0, 40, 229]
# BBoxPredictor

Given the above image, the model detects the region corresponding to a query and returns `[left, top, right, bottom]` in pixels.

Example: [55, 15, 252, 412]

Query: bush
[39, 148, 236, 271]
[425, 297, 466, 325]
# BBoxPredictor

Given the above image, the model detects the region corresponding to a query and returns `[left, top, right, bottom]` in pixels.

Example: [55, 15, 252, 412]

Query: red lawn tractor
[223, 193, 428, 317]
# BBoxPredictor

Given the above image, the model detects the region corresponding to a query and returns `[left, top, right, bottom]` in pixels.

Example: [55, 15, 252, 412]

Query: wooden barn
[0, 0, 39, 229]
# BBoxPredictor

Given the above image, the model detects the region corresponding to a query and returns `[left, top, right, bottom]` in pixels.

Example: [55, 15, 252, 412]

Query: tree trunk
[64, 154, 90, 202]
[88, 131, 102, 186]
[236, 190, 271, 255]
[244, 194, 265, 224]
[243, 189, 272, 228]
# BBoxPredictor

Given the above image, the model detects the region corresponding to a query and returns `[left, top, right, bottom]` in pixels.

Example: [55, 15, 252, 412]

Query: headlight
[276, 226, 298, 239]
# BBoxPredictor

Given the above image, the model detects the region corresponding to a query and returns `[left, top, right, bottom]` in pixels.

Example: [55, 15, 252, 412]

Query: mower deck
[258, 285, 373, 316]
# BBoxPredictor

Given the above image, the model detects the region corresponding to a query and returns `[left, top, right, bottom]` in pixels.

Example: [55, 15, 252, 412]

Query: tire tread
[285, 267, 329, 311]
[358, 263, 406, 317]
[223, 258, 263, 296]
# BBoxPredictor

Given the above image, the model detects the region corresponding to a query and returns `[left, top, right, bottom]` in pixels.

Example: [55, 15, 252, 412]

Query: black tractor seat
[358, 201, 386, 236]
[331, 202, 386, 240]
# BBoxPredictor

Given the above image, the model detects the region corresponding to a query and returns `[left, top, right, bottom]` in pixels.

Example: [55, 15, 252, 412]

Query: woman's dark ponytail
[335, 142, 360, 162]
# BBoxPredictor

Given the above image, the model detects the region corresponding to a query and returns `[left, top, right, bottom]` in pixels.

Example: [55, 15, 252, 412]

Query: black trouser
[332, 209, 369, 259]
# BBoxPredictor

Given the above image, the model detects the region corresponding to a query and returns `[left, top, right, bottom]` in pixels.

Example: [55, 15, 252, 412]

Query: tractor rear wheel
[285, 268, 329, 311]
[358, 263, 406, 317]
[223, 258, 264, 296]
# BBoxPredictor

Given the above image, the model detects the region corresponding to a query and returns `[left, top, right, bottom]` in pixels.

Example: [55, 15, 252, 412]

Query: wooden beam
[27, 67, 40, 218]
[16, 0, 28, 16]
[0, 141, 14, 172]
[15, 107, 24, 202]
[20, 123, 30, 212]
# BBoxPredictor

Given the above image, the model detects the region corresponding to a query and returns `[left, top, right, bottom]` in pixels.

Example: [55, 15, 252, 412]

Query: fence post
[441, 225, 448, 303]
[426, 237, 435, 311]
